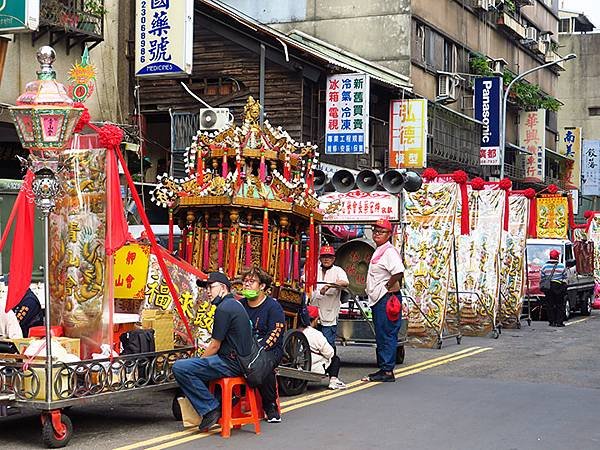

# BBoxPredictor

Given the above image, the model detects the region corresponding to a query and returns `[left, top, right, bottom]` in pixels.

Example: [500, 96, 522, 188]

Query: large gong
[335, 238, 375, 297]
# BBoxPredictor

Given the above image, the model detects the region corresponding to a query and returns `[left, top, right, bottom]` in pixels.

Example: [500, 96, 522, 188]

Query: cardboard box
[141, 310, 174, 352]
[55, 337, 81, 359]
[21, 367, 71, 401]
[7, 337, 39, 354]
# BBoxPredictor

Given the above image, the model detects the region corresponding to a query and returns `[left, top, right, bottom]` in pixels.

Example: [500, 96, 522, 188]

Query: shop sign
[520, 109, 546, 182]
[582, 139, 600, 196]
[0, 0, 39, 32]
[389, 99, 427, 168]
[560, 127, 582, 189]
[474, 77, 502, 165]
[325, 73, 369, 154]
[319, 190, 399, 222]
[135, 0, 193, 77]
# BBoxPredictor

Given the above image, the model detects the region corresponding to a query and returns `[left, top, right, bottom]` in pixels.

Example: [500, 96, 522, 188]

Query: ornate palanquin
[151, 97, 325, 322]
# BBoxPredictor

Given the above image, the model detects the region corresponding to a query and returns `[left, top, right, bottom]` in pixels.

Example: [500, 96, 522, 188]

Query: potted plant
[84, 0, 107, 17]
[78, 0, 106, 33]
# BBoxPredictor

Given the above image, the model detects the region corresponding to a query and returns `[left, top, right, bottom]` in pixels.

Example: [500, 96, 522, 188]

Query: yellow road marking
[117, 346, 490, 450]
[565, 318, 589, 326]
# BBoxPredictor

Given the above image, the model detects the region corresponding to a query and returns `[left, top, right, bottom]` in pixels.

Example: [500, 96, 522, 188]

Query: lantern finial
[36, 46, 57, 80]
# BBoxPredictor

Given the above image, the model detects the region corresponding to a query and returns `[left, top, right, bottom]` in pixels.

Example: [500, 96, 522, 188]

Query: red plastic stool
[28, 326, 64, 338]
[208, 377, 261, 438]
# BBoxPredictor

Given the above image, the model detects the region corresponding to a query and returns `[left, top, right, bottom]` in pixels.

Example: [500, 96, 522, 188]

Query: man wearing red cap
[362, 218, 404, 382]
[540, 249, 567, 327]
[310, 245, 349, 349]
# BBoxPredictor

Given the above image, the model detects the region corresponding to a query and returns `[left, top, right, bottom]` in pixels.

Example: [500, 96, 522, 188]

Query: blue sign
[474, 77, 502, 165]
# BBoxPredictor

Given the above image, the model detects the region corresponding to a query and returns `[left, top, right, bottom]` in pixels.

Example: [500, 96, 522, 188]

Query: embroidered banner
[536, 194, 568, 239]
[587, 215, 600, 287]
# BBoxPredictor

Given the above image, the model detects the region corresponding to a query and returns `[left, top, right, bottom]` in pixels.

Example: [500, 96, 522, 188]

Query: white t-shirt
[310, 265, 349, 326]
[366, 245, 405, 306]
[302, 326, 334, 374]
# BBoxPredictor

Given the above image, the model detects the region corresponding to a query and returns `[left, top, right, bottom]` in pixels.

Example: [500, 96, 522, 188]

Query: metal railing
[39, 0, 104, 37]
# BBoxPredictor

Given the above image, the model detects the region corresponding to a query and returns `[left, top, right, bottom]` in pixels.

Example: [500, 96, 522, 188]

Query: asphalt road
[2, 312, 600, 449]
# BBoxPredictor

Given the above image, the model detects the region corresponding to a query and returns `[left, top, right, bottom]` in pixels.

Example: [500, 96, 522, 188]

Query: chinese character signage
[536, 194, 568, 239]
[559, 127, 582, 189]
[389, 99, 427, 168]
[114, 244, 151, 299]
[319, 190, 399, 222]
[520, 109, 546, 182]
[135, 0, 193, 77]
[325, 73, 370, 154]
[582, 140, 600, 196]
[0, 0, 39, 32]
[474, 77, 502, 165]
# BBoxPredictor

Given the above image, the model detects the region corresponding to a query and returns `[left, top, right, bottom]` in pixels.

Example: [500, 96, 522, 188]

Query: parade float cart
[151, 97, 335, 397]
[0, 47, 200, 448]
[334, 238, 407, 363]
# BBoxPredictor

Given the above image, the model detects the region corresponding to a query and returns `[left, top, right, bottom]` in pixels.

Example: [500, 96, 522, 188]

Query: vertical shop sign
[582, 140, 600, 196]
[135, 0, 194, 77]
[325, 73, 370, 154]
[559, 127, 582, 189]
[520, 109, 546, 182]
[474, 77, 502, 165]
[389, 99, 427, 168]
[0, 0, 39, 32]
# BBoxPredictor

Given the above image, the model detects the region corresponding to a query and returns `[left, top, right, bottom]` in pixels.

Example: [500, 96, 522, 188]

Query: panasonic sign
[474, 77, 502, 166]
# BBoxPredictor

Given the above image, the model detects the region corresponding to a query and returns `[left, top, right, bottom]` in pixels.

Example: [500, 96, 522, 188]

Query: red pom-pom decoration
[547, 184, 559, 194]
[584, 210, 594, 219]
[422, 168, 439, 181]
[73, 102, 90, 133]
[499, 177, 512, 191]
[452, 170, 468, 184]
[523, 188, 536, 199]
[98, 124, 124, 148]
[471, 177, 485, 190]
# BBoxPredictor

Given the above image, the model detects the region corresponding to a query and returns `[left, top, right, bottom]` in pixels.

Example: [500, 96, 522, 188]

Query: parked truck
[525, 238, 595, 320]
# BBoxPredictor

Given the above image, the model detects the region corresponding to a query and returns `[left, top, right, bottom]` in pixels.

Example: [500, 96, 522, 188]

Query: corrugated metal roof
[199, 0, 412, 90]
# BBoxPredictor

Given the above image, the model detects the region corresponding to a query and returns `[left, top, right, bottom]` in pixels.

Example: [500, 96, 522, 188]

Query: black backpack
[119, 329, 156, 355]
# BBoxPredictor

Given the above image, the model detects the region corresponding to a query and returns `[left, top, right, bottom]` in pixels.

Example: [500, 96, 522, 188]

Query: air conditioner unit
[475, 0, 491, 10]
[525, 27, 538, 42]
[491, 58, 507, 75]
[437, 74, 457, 103]
[540, 33, 552, 43]
[199, 108, 230, 131]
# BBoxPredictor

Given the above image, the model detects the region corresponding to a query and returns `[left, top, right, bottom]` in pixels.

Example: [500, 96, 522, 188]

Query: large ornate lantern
[9, 46, 82, 152]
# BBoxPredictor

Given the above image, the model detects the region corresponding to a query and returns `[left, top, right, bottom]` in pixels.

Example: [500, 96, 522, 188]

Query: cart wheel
[172, 394, 182, 421]
[278, 330, 311, 397]
[436, 339, 443, 350]
[395, 346, 405, 365]
[41, 411, 73, 448]
[456, 336, 462, 345]
[492, 329, 500, 339]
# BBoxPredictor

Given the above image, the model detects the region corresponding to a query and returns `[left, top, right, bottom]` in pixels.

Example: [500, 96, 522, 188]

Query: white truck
[525, 238, 595, 320]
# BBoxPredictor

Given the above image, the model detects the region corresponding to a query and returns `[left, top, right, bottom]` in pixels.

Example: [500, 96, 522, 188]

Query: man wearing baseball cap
[362, 218, 404, 383]
[172, 272, 254, 431]
[310, 245, 349, 349]
[540, 249, 567, 327]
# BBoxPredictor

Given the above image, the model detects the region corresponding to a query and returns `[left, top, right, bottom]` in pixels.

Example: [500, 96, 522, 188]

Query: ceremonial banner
[114, 243, 150, 299]
[521, 110, 546, 182]
[499, 195, 528, 328]
[143, 248, 215, 349]
[582, 140, 600, 196]
[587, 215, 600, 286]
[389, 99, 427, 168]
[50, 148, 107, 358]
[536, 194, 568, 239]
[560, 127, 582, 189]
[449, 188, 504, 336]
[403, 182, 458, 348]
[325, 73, 369, 154]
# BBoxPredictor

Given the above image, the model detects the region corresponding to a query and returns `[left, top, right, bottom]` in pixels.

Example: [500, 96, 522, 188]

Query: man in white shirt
[310, 246, 349, 349]
[302, 305, 346, 390]
[363, 218, 404, 383]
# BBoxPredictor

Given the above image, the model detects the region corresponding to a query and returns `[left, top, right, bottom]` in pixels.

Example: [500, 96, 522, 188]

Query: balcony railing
[34, 0, 104, 52]
[544, 51, 566, 70]
[496, 11, 527, 39]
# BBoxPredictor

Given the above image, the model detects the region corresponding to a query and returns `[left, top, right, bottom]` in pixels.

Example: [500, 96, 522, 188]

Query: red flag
[6, 171, 35, 312]
[105, 148, 128, 255]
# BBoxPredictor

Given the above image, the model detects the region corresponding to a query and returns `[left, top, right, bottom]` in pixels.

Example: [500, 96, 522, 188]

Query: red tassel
[305, 244, 311, 295]
[528, 197, 537, 238]
[228, 228, 237, 279]
[259, 153, 266, 182]
[567, 194, 576, 230]
[168, 208, 174, 253]
[459, 183, 470, 235]
[285, 237, 291, 279]
[181, 228, 187, 260]
[284, 161, 290, 180]
[203, 228, 210, 271]
[503, 191, 510, 232]
[293, 240, 300, 282]
[218, 227, 224, 268]
[309, 214, 316, 290]
[261, 209, 269, 269]
[278, 236, 285, 284]
[222, 151, 228, 177]
[185, 227, 193, 264]
[245, 232, 252, 267]
[197, 150, 204, 185]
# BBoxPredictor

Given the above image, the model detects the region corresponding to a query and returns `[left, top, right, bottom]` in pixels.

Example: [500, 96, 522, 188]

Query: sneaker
[328, 377, 347, 390]
[265, 404, 281, 423]
[198, 406, 221, 431]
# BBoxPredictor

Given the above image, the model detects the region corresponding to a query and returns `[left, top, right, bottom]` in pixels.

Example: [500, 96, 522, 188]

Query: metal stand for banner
[519, 246, 533, 327]
[404, 293, 462, 349]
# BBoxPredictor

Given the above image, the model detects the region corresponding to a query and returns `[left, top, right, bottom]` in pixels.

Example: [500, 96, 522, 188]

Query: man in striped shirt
[540, 249, 567, 327]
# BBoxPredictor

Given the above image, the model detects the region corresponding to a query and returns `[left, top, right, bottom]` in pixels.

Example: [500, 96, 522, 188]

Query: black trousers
[325, 355, 341, 378]
[258, 350, 282, 408]
[546, 283, 566, 325]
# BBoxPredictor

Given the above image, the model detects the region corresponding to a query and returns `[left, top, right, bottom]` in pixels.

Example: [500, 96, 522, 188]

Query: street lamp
[499, 53, 577, 179]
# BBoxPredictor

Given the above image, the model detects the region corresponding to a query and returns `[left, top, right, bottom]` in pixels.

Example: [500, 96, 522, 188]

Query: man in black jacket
[172, 272, 253, 431]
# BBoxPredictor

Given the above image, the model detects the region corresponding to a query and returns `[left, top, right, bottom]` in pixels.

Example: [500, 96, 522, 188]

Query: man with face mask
[239, 267, 285, 423]
[172, 272, 253, 432]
